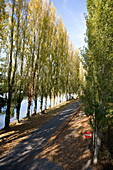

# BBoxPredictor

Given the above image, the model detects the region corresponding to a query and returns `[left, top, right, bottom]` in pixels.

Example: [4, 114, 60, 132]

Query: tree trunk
[49, 91, 51, 108]
[27, 84, 33, 118]
[27, 89, 32, 118]
[93, 125, 102, 164]
[5, 0, 15, 129]
[16, 101, 21, 123]
[27, 100, 31, 118]
[16, 9, 27, 121]
[27, 27, 35, 118]
[93, 93, 104, 164]
[40, 82, 43, 112]
[93, 128, 97, 164]
[34, 92, 37, 115]
[66, 93, 68, 101]
[59, 93, 61, 103]
[40, 93, 43, 112]
[33, 41, 40, 114]
[97, 128, 102, 151]
[66, 75, 69, 101]
[5, 91, 12, 129]
[69, 93, 71, 100]
[11, 4, 20, 86]
[45, 95, 47, 110]
[53, 90, 55, 106]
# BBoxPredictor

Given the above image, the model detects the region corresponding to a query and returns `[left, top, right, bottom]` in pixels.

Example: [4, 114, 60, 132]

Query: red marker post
[84, 131, 92, 148]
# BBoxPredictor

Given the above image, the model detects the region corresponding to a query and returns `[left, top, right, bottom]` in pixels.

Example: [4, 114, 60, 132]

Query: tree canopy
[0, 0, 82, 128]
[81, 0, 113, 164]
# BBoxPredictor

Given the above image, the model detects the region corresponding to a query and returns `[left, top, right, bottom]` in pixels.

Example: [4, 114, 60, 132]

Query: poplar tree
[82, 0, 113, 163]
[5, 0, 16, 129]
[1, 0, 81, 128]
[27, 0, 42, 117]
[14, 0, 28, 122]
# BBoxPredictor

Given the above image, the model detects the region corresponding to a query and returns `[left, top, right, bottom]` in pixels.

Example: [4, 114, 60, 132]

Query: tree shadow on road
[0, 99, 78, 157]
[35, 111, 93, 170]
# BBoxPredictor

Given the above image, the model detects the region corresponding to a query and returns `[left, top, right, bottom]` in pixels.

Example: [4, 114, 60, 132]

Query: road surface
[0, 100, 81, 170]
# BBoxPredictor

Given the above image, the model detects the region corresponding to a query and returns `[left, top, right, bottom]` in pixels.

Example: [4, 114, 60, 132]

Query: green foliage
[81, 0, 113, 131]
[1, 0, 81, 126]
[80, 2, 113, 162]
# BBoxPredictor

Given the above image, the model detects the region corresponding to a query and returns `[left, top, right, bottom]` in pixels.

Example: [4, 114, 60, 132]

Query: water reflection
[0, 94, 67, 130]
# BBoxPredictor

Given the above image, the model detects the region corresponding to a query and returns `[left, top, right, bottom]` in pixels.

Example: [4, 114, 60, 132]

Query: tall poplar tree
[14, 0, 28, 122]
[5, 0, 16, 129]
[82, 0, 113, 163]
[1, 0, 81, 128]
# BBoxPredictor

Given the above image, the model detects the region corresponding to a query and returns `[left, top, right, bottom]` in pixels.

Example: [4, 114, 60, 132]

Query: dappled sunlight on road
[0, 99, 77, 158]
[36, 110, 92, 169]
[0, 100, 80, 169]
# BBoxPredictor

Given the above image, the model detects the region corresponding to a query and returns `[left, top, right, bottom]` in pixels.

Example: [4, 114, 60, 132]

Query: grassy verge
[0, 99, 78, 158]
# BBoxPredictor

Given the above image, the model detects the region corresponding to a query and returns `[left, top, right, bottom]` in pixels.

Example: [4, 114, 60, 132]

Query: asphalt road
[0, 100, 80, 170]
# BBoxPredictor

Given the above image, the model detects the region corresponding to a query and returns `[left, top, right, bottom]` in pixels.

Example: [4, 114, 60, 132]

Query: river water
[0, 94, 67, 130]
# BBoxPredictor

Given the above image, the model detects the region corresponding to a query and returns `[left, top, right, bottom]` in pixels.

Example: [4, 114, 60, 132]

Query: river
[0, 94, 67, 130]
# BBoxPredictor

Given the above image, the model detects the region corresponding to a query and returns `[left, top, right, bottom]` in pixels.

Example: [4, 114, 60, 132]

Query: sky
[50, 0, 88, 49]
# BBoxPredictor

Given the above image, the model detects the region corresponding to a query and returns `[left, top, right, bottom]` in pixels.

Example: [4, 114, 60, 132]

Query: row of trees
[81, 0, 113, 164]
[0, 0, 82, 129]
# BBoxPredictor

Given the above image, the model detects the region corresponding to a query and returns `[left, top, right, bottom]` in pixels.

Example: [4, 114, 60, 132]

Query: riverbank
[0, 99, 78, 158]
[0, 94, 68, 130]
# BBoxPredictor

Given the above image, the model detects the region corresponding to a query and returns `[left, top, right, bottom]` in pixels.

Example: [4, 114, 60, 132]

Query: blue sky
[50, 0, 87, 49]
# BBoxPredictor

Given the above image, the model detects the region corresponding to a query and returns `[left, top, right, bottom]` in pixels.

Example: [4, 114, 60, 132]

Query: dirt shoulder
[36, 108, 93, 170]
[35, 103, 113, 170]
[0, 99, 78, 158]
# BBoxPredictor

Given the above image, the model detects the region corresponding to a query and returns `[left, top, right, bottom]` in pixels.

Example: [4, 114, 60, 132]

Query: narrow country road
[0, 100, 81, 170]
